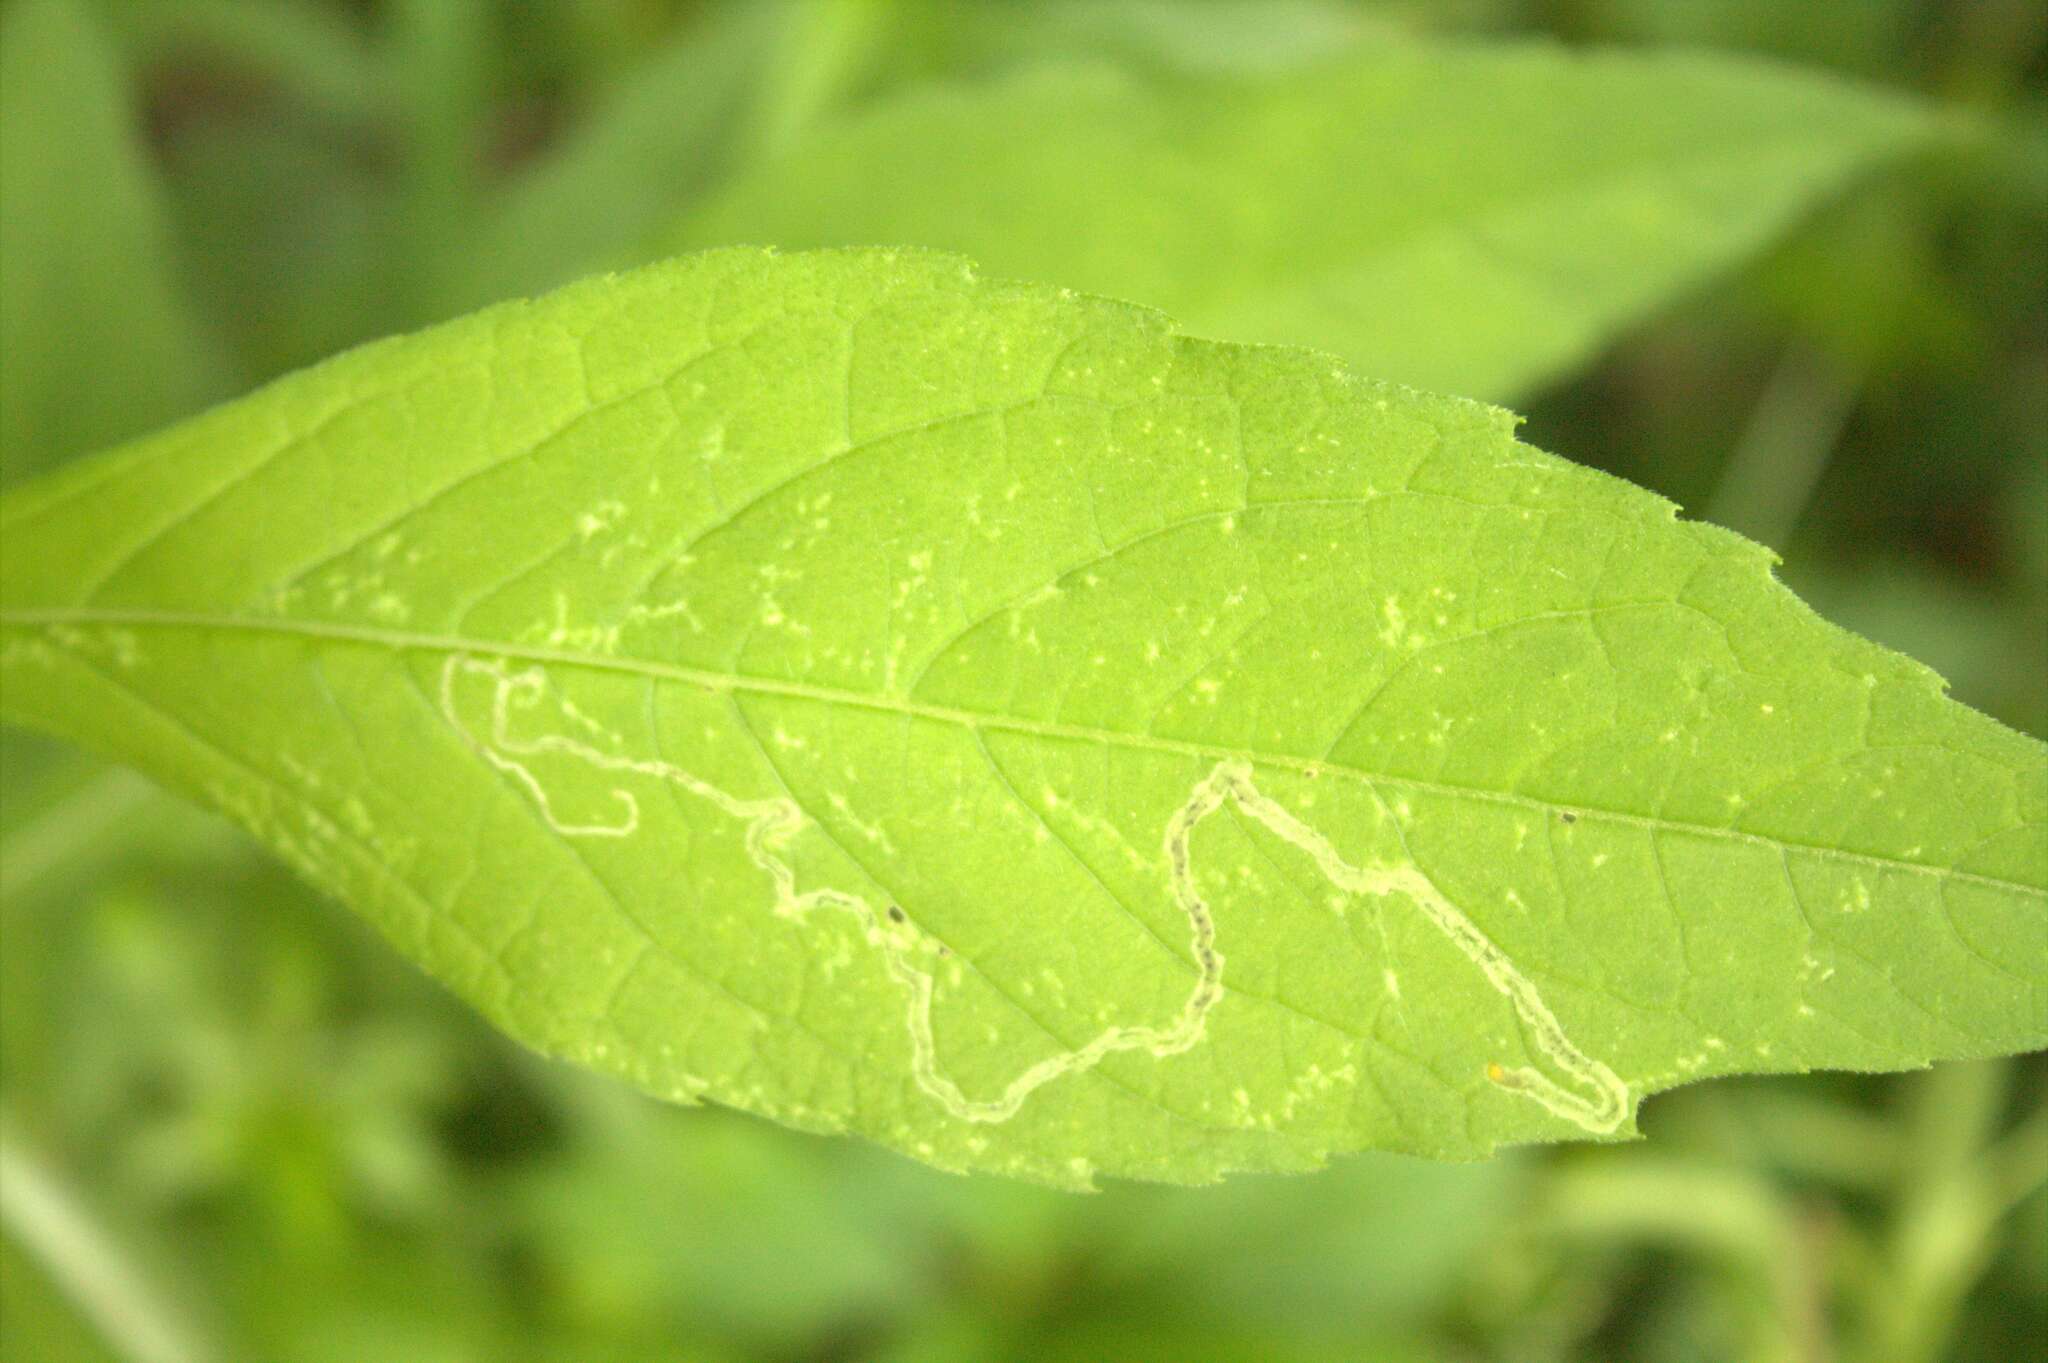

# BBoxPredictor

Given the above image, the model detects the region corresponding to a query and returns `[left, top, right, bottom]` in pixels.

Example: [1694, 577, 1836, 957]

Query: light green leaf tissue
[2, 250, 2040, 1185]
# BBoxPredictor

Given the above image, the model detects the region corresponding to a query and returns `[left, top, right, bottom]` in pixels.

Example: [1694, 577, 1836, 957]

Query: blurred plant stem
[1845, 1059, 2040, 1363]
[1533, 1156, 1825, 1363]
[1522, 1059, 2046, 1363]
[1705, 342, 1862, 552]
[0, 1111, 214, 1363]
[1653, 1080, 1904, 1192]
[0, 767, 154, 903]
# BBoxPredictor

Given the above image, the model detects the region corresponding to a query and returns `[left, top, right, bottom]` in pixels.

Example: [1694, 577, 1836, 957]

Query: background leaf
[3, 248, 2040, 1186]
[663, 43, 1935, 403]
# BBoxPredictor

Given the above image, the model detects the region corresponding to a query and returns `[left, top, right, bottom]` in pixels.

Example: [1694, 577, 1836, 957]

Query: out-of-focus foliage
[0, 0, 231, 485]
[1, 1, 2042, 1361]
[664, 48, 1932, 403]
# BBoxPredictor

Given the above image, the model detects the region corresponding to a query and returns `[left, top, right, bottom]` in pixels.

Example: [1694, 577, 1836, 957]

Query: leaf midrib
[4, 605, 2038, 903]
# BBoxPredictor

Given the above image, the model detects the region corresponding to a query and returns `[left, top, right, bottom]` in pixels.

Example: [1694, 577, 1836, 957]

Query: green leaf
[977, 0, 1378, 75]
[0, 0, 231, 484]
[664, 43, 1933, 401]
[1, 249, 2041, 1186]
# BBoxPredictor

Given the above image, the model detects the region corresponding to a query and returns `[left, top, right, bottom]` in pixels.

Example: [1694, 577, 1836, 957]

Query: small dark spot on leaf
[887, 904, 906, 923]
[1560, 811, 1577, 825]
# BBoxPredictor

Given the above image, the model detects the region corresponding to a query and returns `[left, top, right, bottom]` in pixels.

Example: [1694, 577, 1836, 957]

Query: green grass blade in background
[666, 43, 1933, 403]
[1, 249, 2040, 1185]
[452, 2, 784, 314]
[0, 1233, 123, 1363]
[0, 0, 231, 486]
[0, 1119, 215, 1363]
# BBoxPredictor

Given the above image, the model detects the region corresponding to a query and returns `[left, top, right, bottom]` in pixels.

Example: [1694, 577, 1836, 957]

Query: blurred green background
[2, 2, 2043, 1361]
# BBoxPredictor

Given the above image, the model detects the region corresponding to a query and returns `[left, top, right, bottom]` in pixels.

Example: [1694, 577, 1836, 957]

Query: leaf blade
[3, 249, 2041, 1185]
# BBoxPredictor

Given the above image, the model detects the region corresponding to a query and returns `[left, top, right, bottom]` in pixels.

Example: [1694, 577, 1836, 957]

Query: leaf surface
[665, 44, 1932, 401]
[2, 250, 2041, 1185]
